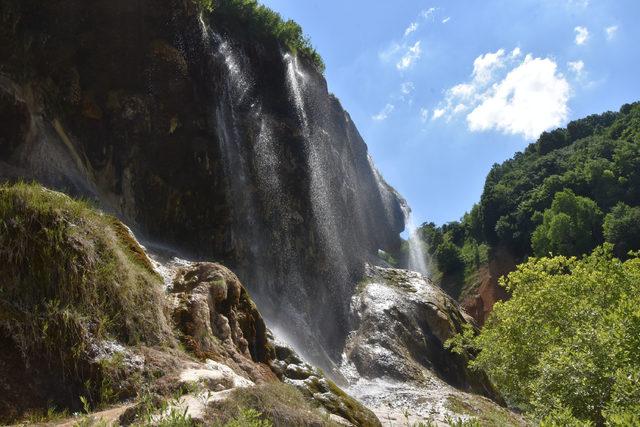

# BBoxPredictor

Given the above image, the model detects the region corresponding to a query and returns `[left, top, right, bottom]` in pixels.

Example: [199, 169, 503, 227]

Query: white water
[401, 204, 429, 276]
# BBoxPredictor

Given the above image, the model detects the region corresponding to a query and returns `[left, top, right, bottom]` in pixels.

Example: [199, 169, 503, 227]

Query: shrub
[464, 245, 640, 424]
[205, 382, 330, 426]
[210, 0, 325, 72]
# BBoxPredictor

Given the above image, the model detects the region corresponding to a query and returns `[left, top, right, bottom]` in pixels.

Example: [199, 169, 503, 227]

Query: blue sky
[260, 0, 640, 225]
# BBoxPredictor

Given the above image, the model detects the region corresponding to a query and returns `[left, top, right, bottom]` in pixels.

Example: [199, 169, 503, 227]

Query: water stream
[401, 204, 430, 276]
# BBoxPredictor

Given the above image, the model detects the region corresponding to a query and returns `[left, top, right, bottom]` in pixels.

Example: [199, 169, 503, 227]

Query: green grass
[445, 395, 527, 427]
[0, 182, 174, 413]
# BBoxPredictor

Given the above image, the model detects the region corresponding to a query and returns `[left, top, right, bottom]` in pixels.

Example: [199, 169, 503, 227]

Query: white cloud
[467, 56, 570, 139]
[420, 108, 430, 123]
[568, 0, 590, 7]
[605, 25, 618, 40]
[433, 49, 570, 139]
[401, 82, 415, 95]
[421, 7, 436, 19]
[432, 108, 445, 120]
[372, 103, 395, 121]
[396, 41, 422, 70]
[568, 60, 585, 76]
[511, 47, 522, 58]
[472, 48, 506, 84]
[574, 26, 589, 45]
[442, 17, 451, 24]
[404, 22, 419, 37]
[453, 104, 467, 114]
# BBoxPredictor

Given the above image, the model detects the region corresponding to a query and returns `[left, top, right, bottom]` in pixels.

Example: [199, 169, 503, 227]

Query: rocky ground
[339, 266, 527, 426]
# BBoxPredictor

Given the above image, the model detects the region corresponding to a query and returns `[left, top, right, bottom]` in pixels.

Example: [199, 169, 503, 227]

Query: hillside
[410, 102, 640, 322]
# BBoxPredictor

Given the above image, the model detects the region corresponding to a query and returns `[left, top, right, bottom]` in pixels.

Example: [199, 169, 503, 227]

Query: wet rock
[343, 265, 502, 399]
[271, 337, 381, 427]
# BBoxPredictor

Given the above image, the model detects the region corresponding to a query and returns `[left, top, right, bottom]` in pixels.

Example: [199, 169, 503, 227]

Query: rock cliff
[0, 0, 405, 367]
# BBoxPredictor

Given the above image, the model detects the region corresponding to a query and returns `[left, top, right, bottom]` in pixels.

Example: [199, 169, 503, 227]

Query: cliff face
[0, 0, 404, 366]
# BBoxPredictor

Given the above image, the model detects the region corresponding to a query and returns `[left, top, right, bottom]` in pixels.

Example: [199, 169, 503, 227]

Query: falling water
[284, 53, 309, 132]
[401, 204, 429, 276]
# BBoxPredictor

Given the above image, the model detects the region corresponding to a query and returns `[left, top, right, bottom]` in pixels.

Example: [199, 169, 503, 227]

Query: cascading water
[401, 203, 430, 276]
[283, 52, 348, 277]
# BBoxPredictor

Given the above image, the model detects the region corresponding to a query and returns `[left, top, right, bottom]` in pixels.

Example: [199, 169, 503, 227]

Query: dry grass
[206, 382, 337, 427]
[0, 182, 174, 417]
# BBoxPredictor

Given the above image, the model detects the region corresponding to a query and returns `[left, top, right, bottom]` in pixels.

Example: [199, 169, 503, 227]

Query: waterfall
[284, 53, 309, 133]
[401, 204, 429, 276]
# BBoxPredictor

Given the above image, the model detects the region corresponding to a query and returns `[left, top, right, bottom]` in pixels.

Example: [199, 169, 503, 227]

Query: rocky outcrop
[0, 0, 405, 369]
[339, 265, 504, 423]
[0, 184, 380, 425]
[461, 246, 515, 325]
[170, 262, 277, 384]
[270, 337, 381, 427]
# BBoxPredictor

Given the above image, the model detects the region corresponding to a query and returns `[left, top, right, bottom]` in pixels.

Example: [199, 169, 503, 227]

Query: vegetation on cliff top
[448, 245, 640, 425]
[409, 102, 640, 299]
[201, 0, 325, 72]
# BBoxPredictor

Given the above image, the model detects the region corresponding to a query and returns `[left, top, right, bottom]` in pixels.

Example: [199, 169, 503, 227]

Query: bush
[210, 0, 325, 72]
[603, 203, 640, 258]
[465, 245, 640, 424]
[205, 382, 330, 426]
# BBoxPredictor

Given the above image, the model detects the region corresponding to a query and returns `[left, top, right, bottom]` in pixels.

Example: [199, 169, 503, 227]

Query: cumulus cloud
[472, 48, 506, 84]
[574, 26, 589, 45]
[433, 49, 571, 139]
[372, 103, 395, 121]
[605, 25, 618, 40]
[511, 47, 522, 58]
[432, 108, 445, 120]
[568, 60, 585, 76]
[442, 17, 451, 24]
[396, 41, 422, 70]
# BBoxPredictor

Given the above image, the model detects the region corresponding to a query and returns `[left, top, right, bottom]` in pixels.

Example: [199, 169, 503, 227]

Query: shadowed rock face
[341, 266, 503, 405]
[0, 0, 405, 367]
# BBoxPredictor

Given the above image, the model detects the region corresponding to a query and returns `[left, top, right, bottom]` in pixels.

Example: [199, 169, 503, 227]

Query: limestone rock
[271, 337, 381, 427]
[170, 262, 276, 384]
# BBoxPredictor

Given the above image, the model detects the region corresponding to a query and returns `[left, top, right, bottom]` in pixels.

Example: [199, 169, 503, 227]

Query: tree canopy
[448, 246, 640, 425]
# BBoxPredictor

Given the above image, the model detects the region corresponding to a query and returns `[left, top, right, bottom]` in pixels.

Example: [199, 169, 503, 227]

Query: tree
[531, 189, 603, 256]
[456, 246, 640, 424]
[434, 240, 464, 275]
[603, 203, 640, 258]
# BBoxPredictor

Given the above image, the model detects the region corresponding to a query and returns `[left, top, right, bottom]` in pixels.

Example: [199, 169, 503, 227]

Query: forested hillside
[409, 102, 640, 317]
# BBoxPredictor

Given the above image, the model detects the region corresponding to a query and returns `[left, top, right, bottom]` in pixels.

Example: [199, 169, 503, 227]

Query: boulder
[170, 262, 277, 384]
[338, 265, 505, 423]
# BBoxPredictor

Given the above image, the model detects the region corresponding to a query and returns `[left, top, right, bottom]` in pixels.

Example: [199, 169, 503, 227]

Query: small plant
[222, 408, 273, 427]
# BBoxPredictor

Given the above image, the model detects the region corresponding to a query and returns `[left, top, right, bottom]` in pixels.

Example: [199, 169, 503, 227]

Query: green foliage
[407, 102, 640, 299]
[435, 239, 464, 275]
[193, 0, 214, 12]
[603, 203, 640, 258]
[466, 245, 640, 424]
[221, 408, 273, 427]
[531, 189, 603, 256]
[209, 0, 325, 72]
[0, 182, 172, 410]
[477, 103, 640, 255]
